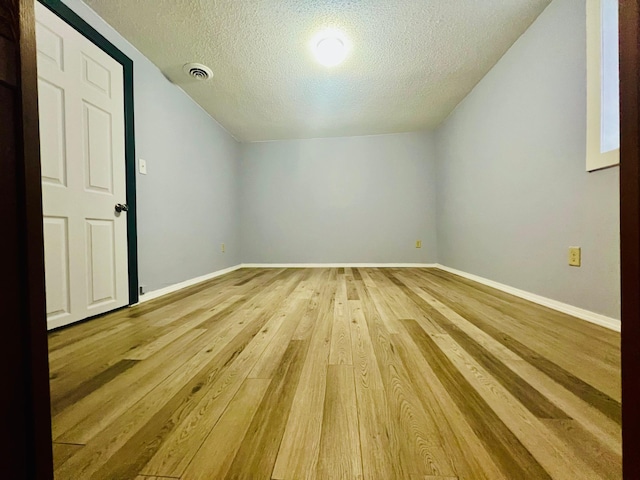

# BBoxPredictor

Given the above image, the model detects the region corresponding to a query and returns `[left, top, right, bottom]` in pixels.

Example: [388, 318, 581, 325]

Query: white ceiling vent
[183, 63, 213, 80]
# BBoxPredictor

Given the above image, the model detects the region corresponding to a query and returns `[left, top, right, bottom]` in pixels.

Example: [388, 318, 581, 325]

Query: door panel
[35, 20, 64, 70]
[82, 53, 111, 96]
[83, 101, 113, 193]
[36, 2, 128, 329]
[85, 219, 116, 307]
[37, 79, 67, 186]
[43, 216, 70, 321]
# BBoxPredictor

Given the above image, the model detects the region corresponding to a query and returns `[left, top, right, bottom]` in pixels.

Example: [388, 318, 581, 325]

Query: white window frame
[586, 0, 620, 172]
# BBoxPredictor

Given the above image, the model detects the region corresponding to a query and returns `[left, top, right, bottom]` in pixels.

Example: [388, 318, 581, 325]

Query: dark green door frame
[38, 0, 139, 304]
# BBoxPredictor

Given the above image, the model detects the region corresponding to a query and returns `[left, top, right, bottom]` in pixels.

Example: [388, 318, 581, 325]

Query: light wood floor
[48, 267, 621, 479]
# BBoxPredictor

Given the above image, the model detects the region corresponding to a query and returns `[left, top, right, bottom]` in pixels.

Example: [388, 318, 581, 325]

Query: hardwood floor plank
[127, 269, 254, 317]
[52, 442, 83, 469]
[368, 267, 414, 307]
[47, 307, 133, 352]
[226, 340, 308, 479]
[347, 300, 402, 480]
[47, 267, 246, 353]
[392, 332, 508, 480]
[247, 296, 308, 378]
[124, 311, 215, 360]
[443, 323, 570, 419]
[248, 276, 321, 379]
[399, 274, 622, 454]
[48, 267, 621, 480]
[49, 289, 236, 395]
[432, 335, 602, 479]
[49, 322, 148, 402]
[50, 359, 139, 416]
[53, 328, 208, 443]
[316, 365, 363, 479]
[414, 273, 622, 424]
[407, 318, 602, 479]
[419, 268, 622, 367]
[356, 268, 404, 334]
[151, 304, 214, 328]
[197, 269, 295, 330]
[134, 476, 180, 480]
[426, 268, 619, 350]
[54, 331, 216, 479]
[86, 319, 277, 479]
[233, 269, 269, 286]
[387, 272, 570, 420]
[353, 271, 457, 477]
[410, 476, 459, 480]
[139, 272, 305, 478]
[329, 278, 352, 365]
[401, 319, 552, 479]
[421, 269, 621, 397]
[292, 268, 335, 341]
[181, 378, 271, 480]
[271, 274, 336, 480]
[542, 419, 622, 479]
[48, 321, 133, 362]
[346, 274, 359, 300]
[140, 293, 222, 329]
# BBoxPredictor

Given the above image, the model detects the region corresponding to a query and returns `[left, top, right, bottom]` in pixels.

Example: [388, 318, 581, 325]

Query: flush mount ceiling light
[312, 30, 350, 67]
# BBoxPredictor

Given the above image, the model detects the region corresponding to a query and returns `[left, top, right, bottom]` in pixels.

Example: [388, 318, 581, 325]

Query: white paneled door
[36, 3, 129, 330]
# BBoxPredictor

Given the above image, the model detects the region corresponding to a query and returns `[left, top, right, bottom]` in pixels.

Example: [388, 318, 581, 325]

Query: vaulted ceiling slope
[83, 0, 552, 142]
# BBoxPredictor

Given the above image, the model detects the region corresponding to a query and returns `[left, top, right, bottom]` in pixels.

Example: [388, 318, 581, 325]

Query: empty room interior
[38, 0, 622, 478]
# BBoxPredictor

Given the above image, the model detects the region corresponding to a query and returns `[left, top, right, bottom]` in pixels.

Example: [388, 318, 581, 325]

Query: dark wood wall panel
[620, 0, 640, 478]
[0, 0, 53, 477]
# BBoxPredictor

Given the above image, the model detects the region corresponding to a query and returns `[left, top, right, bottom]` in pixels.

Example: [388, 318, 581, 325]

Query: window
[586, 0, 620, 171]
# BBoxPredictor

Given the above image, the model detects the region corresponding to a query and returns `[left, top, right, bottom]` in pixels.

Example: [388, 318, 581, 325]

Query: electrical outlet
[221, 243, 225, 253]
[416, 240, 422, 249]
[139, 158, 147, 175]
[568, 247, 581, 267]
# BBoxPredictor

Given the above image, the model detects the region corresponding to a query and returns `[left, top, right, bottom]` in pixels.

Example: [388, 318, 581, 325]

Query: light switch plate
[139, 158, 147, 175]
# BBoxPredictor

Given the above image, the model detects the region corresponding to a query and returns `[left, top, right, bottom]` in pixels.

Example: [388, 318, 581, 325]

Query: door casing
[620, 0, 640, 476]
[0, 0, 53, 477]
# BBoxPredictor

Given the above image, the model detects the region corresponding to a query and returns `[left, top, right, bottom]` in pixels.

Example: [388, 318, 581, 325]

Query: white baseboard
[240, 263, 438, 268]
[137, 264, 243, 304]
[434, 264, 621, 332]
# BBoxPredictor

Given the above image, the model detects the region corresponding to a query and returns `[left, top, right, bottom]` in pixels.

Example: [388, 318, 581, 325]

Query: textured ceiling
[83, 0, 552, 142]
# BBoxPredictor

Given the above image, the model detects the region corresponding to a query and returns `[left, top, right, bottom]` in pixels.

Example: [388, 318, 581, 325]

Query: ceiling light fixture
[312, 30, 350, 67]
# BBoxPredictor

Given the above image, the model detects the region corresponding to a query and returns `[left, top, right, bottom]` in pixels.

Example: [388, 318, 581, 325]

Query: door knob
[115, 203, 129, 213]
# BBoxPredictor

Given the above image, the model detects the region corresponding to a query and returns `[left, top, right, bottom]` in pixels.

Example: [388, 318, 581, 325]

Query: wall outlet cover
[568, 247, 581, 267]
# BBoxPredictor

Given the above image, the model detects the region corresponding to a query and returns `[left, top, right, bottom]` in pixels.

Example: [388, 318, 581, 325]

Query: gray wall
[239, 133, 438, 264]
[60, 0, 241, 293]
[59, 0, 620, 319]
[435, 0, 620, 318]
